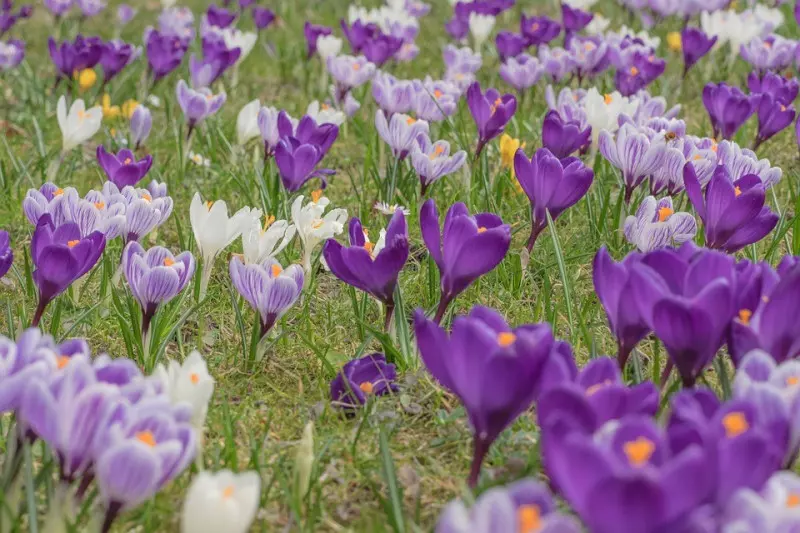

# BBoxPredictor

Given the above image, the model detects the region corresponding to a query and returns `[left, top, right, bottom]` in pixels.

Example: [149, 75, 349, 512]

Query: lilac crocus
[116, 3, 134, 25]
[130, 105, 152, 150]
[411, 78, 459, 122]
[570, 37, 611, 81]
[703, 83, 757, 141]
[410, 134, 467, 196]
[45, 0, 71, 17]
[420, 200, 511, 323]
[753, 93, 796, 150]
[624, 196, 697, 253]
[541, 109, 591, 159]
[0, 329, 61, 415]
[520, 14, 560, 47]
[330, 353, 398, 411]
[175, 79, 226, 136]
[740, 35, 796, 75]
[494, 31, 526, 63]
[97, 146, 152, 189]
[304, 22, 332, 59]
[0, 229, 11, 279]
[0, 39, 24, 70]
[747, 71, 798, 106]
[327, 54, 376, 101]
[100, 40, 138, 83]
[466, 82, 516, 158]
[414, 306, 575, 487]
[229, 256, 303, 338]
[680, 27, 716, 77]
[146, 30, 187, 82]
[206, 4, 236, 28]
[684, 163, 778, 254]
[599, 123, 666, 204]
[513, 147, 593, 252]
[371, 71, 415, 116]
[538, 45, 575, 82]
[251, 7, 275, 30]
[30, 215, 105, 327]
[436, 479, 582, 533]
[375, 110, 429, 160]
[498, 54, 543, 92]
[723, 472, 800, 531]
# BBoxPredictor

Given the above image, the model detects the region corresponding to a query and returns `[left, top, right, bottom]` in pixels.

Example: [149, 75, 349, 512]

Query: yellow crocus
[75, 68, 97, 91]
[121, 99, 139, 119]
[666, 32, 682, 52]
[101, 94, 121, 119]
[499, 133, 525, 181]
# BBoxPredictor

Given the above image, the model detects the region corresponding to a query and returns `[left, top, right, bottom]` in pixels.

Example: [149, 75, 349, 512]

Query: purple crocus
[614, 52, 666, 97]
[680, 27, 716, 77]
[327, 54, 376, 102]
[466, 81, 517, 158]
[0, 39, 24, 70]
[520, 14, 560, 47]
[414, 306, 575, 487]
[189, 35, 240, 88]
[278, 112, 339, 157]
[752, 93, 796, 151]
[494, 31, 526, 63]
[411, 78, 460, 122]
[100, 40, 138, 84]
[251, 7, 275, 30]
[599, 123, 666, 204]
[175, 79, 226, 136]
[341, 19, 377, 54]
[740, 35, 796, 75]
[420, 200, 511, 324]
[323, 211, 409, 327]
[410, 134, 467, 196]
[122, 242, 195, 337]
[541, 109, 591, 159]
[304, 22, 332, 59]
[116, 3, 134, 25]
[48, 35, 103, 80]
[274, 138, 335, 192]
[330, 353, 398, 411]
[0, 230, 11, 279]
[513, 147, 593, 252]
[371, 71, 415, 116]
[498, 53, 543, 92]
[747, 71, 799, 106]
[684, 163, 778, 254]
[130, 105, 152, 150]
[0, 329, 61, 415]
[206, 4, 236, 28]
[30, 214, 105, 327]
[361, 32, 403, 67]
[229, 256, 304, 339]
[561, 3, 592, 44]
[96, 146, 152, 189]
[145, 30, 187, 83]
[374, 110, 429, 160]
[703, 83, 757, 141]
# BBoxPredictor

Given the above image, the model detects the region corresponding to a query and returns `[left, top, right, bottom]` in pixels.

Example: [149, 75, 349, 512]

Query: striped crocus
[374, 110, 429, 160]
[623, 196, 697, 253]
[410, 134, 467, 196]
[599, 123, 666, 204]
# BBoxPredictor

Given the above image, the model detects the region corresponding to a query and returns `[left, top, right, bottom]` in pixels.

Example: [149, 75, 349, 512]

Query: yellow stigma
[764, 41, 773, 49]
[67, 239, 80, 248]
[667, 31, 682, 52]
[76, 68, 97, 91]
[586, 380, 612, 396]
[123, 157, 132, 165]
[163, 257, 175, 267]
[477, 226, 487, 234]
[722, 412, 749, 438]
[262, 215, 275, 232]
[434, 89, 443, 99]
[222, 485, 235, 499]
[738, 309, 752, 325]
[270, 264, 283, 277]
[321, 103, 330, 110]
[352, 63, 361, 71]
[54, 188, 64, 196]
[629, 66, 639, 76]
[406, 116, 416, 125]
[490, 97, 502, 114]
[734, 186, 742, 197]
[206, 200, 213, 210]
[787, 376, 799, 386]
[122, 99, 139, 119]
[94, 201, 105, 209]
[693, 154, 702, 161]
[787, 493, 800, 508]
[364, 241, 375, 255]
[190, 372, 200, 384]
[359, 381, 374, 394]
[497, 331, 516, 347]
[657, 207, 674, 222]
[604, 93, 613, 105]
[311, 219, 324, 230]
[530, 22, 539, 31]
[624, 437, 655, 467]
[517, 504, 542, 533]
[311, 189, 323, 203]
[57, 355, 70, 369]
[142, 193, 152, 203]
[135, 430, 157, 447]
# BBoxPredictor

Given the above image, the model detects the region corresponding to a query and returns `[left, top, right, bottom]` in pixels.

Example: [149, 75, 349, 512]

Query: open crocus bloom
[57, 95, 103, 153]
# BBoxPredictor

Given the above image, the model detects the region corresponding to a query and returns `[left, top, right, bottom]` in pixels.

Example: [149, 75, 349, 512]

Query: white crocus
[181, 470, 261, 533]
[190, 192, 261, 298]
[188, 151, 211, 167]
[221, 28, 257, 63]
[617, 25, 660, 49]
[241, 215, 296, 265]
[291, 193, 347, 274]
[306, 101, 345, 126]
[57, 95, 103, 153]
[236, 99, 261, 146]
[585, 14, 610, 35]
[468, 13, 495, 51]
[583, 88, 638, 149]
[154, 351, 215, 430]
[563, 0, 598, 8]
[316, 35, 343, 60]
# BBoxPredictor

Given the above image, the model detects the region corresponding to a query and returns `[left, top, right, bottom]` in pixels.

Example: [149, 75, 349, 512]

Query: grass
[0, 0, 799, 531]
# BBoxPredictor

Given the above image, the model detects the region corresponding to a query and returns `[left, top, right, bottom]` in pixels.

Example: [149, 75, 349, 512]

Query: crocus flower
[316, 34, 342, 60]
[715, 139, 782, 187]
[100, 40, 138, 83]
[96, 146, 153, 189]
[104, 183, 173, 244]
[684, 163, 778, 254]
[703, 83, 757, 140]
[257, 106, 283, 158]
[56, 95, 102, 154]
[190, 193, 260, 298]
[520, 14, 561, 47]
[411, 77, 459, 122]
[410, 134, 467, 196]
[541, 109, 591, 159]
[181, 470, 260, 533]
[145, 30, 187, 82]
[304, 22, 332, 59]
[374, 110, 429, 160]
[291, 194, 347, 274]
[599, 123, 666, 203]
[229, 256, 303, 338]
[154, 350, 214, 431]
[216, 27, 255, 64]
[251, 7, 275, 31]
[189, 38, 240, 88]
[570, 37, 611, 81]
[371, 71, 415, 116]
[614, 52, 666, 97]
[0, 39, 24, 70]
[236, 99, 260, 146]
[130, 104, 152, 150]
[340, 18, 376, 54]
[116, 3, 134, 25]
[498, 54, 543, 92]
[274, 138, 336, 192]
[76, 0, 104, 16]
[748, 71, 798, 106]
[538, 45, 575, 82]
[753, 93, 796, 150]
[330, 353, 398, 410]
[436, 479, 582, 533]
[624, 196, 697, 253]
[30, 214, 105, 326]
[494, 31, 526, 62]
[0, 230, 11, 279]
[327, 54, 376, 101]
[466, 82, 517, 158]
[306, 101, 344, 127]
[45, 0, 71, 17]
[240, 215, 295, 265]
[740, 35, 796, 75]
[546, 415, 713, 533]
[583, 88, 638, 149]
[362, 32, 403, 67]
[344, 93, 361, 117]
[722, 472, 800, 531]
[122, 242, 195, 336]
[415, 306, 574, 487]
[323, 211, 408, 326]
[176, 80, 226, 136]
[0, 329, 61, 415]
[680, 27, 717, 77]
[206, 4, 236, 28]
[420, 200, 511, 323]
[513, 147, 593, 251]
[48, 35, 103, 79]
[561, 3, 592, 35]
[468, 13, 494, 51]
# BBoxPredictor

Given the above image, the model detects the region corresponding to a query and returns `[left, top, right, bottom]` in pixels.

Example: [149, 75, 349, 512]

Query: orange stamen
[624, 437, 655, 467]
[722, 412, 749, 438]
[497, 332, 516, 347]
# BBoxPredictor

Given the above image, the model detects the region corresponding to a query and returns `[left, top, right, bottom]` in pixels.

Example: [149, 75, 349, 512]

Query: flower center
[94, 201, 105, 209]
[54, 188, 64, 196]
[311, 219, 324, 229]
[262, 215, 276, 233]
[722, 411, 749, 438]
[222, 485, 235, 499]
[164, 257, 175, 267]
[359, 381, 374, 394]
[604, 93, 613, 105]
[657, 207, 673, 222]
[311, 189, 323, 203]
[364, 241, 375, 255]
[206, 200, 213, 210]
[190, 372, 200, 384]
[517, 504, 541, 533]
[123, 157, 132, 164]
[787, 376, 799, 386]
[787, 493, 800, 508]
[135, 430, 157, 447]
[585, 380, 612, 395]
[738, 309, 752, 325]
[623, 437, 655, 467]
[406, 116, 416, 125]
[734, 186, 742, 197]
[270, 264, 283, 277]
[434, 89, 443, 98]
[530, 22, 539, 31]
[497, 331, 516, 347]
[67, 239, 80, 248]
[57, 355, 70, 369]
[629, 66, 639, 76]
[352, 63, 361, 71]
